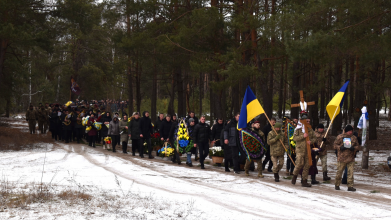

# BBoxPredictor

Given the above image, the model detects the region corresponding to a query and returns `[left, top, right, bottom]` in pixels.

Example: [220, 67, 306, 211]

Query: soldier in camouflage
[244, 121, 265, 178]
[26, 104, 38, 134]
[267, 122, 288, 182]
[314, 123, 331, 181]
[291, 116, 317, 187]
[334, 125, 359, 192]
[37, 104, 48, 134]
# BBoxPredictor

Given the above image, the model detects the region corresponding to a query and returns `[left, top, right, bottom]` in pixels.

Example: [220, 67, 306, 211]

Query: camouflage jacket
[26, 109, 38, 120]
[314, 130, 330, 156]
[292, 128, 317, 156]
[37, 108, 49, 121]
[334, 134, 359, 163]
[267, 130, 287, 157]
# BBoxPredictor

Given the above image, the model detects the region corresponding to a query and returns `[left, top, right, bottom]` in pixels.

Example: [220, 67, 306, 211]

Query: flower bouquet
[103, 137, 112, 150]
[209, 146, 224, 164]
[174, 119, 193, 154]
[150, 132, 163, 148]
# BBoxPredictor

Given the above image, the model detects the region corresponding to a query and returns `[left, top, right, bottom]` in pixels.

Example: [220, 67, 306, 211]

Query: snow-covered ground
[1, 117, 391, 219]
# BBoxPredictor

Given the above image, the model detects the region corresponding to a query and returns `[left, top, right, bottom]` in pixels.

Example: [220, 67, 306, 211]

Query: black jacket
[193, 122, 212, 144]
[155, 118, 163, 132]
[159, 119, 173, 140]
[139, 111, 153, 138]
[100, 114, 112, 132]
[224, 119, 239, 147]
[211, 122, 224, 141]
[128, 117, 140, 140]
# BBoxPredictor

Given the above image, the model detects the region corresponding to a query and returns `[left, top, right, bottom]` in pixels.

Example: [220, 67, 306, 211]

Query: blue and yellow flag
[326, 80, 350, 122]
[238, 86, 265, 129]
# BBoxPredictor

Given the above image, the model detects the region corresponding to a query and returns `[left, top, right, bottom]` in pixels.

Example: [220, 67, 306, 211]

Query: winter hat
[317, 124, 324, 129]
[344, 125, 353, 133]
[274, 122, 282, 128]
[189, 118, 194, 123]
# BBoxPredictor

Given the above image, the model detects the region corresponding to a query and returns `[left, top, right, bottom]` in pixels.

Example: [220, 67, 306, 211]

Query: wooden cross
[291, 90, 315, 166]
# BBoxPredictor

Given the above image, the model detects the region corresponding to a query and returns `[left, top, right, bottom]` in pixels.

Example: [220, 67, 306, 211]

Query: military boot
[348, 187, 356, 192]
[291, 175, 298, 185]
[335, 186, 340, 190]
[323, 172, 331, 181]
[274, 173, 280, 182]
[311, 175, 320, 184]
[245, 169, 249, 176]
[301, 179, 312, 187]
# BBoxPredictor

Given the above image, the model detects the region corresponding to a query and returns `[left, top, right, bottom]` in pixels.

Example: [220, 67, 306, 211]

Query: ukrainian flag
[326, 80, 350, 122]
[238, 86, 265, 129]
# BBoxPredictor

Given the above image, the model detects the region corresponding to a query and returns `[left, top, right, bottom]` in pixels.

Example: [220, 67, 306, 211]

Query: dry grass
[0, 122, 53, 151]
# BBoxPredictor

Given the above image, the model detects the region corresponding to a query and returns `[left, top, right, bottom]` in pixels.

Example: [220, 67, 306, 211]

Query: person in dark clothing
[155, 113, 164, 132]
[87, 113, 98, 147]
[262, 117, 276, 172]
[50, 105, 62, 141]
[128, 112, 141, 156]
[186, 118, 197, 166]
[159, 114, 173, 141]
[193, 116, 213, 169]
[139, 111, 154, 159]
[211, 118, 224, 146]
[211, 118, 224, 167]
[72, 109, 84, 143]
[186, 111, 199, 125]
[168, 120, 182, 164]
[101, 112, 112, 149]
[220, 120, 233, 172]
[224, 113, 242, 174]
[61, 109, 73, 143]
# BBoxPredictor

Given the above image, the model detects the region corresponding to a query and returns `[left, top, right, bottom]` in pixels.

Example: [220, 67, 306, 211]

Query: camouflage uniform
[292, 128, 317, 180]
[44, 106, 51, 133]
[244, 128, 265, 177]
[334, 134, 359, 188]
[267, 130, 287, 174]
[26, 108, 38, 134]
[315, 130, 330, 172]
[37, 107, 48, 134]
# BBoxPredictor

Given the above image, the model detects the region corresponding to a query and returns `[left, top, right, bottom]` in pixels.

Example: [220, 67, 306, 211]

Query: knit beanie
[345, 125, 353, 133]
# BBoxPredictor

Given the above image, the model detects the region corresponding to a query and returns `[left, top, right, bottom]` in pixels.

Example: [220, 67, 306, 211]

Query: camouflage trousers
[28, 120, 36, 134]
[271, 156, 284, 173]
[293, 154, 310, 180]
[38, 121, 47, 134]
[335, 161, 354, 187]
[316, 154, 328, 172]
[244, 159, 262, 176]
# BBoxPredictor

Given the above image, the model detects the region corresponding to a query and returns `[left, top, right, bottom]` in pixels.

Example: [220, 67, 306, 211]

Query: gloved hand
[275, 134, 281, 140]
[26, 119, 29, 121]
[349, 147, 355, 151]
[315, 151, 320, 155]
[340, 146, 346, 151]
[322, 138, 327, 142]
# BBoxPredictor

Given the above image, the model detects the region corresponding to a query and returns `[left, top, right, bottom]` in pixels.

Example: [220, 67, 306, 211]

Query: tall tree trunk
[349, 56, 355, 124]
[126, 0, 133, 116]
[343, 57, 349, 126]
[311, 65, 319, 129]
[331, 60, 342, 136]
[278, 63, 284, 119]
[177, 67, 185, 118]
[168, 73, 175, 116]
[291, 61, 300, 119]
[320, 70, 326, 119]
[199, 73, 203, 117]
[136, 61, 141, 113]
[151, 52, 157, 122]
[368, 63, 378, 140]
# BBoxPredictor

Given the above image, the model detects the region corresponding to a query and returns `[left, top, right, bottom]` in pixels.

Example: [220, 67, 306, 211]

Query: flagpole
[264, 113, 296, 166]
[319, 106, 339, 149]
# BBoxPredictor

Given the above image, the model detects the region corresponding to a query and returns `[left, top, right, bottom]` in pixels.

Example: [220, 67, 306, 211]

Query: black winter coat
[128, 118, 140, 140]
[211, 123, 224, 141]
[193, 122, 212, 144]
[159, 119, 173, 140]
[139, 111, 153, 138]
[224, 119, 239, 147]
[100, 115, 112, 132]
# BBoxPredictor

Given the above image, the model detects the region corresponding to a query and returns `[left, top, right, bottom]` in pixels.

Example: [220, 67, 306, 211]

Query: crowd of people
[25, 102, 361, 192]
